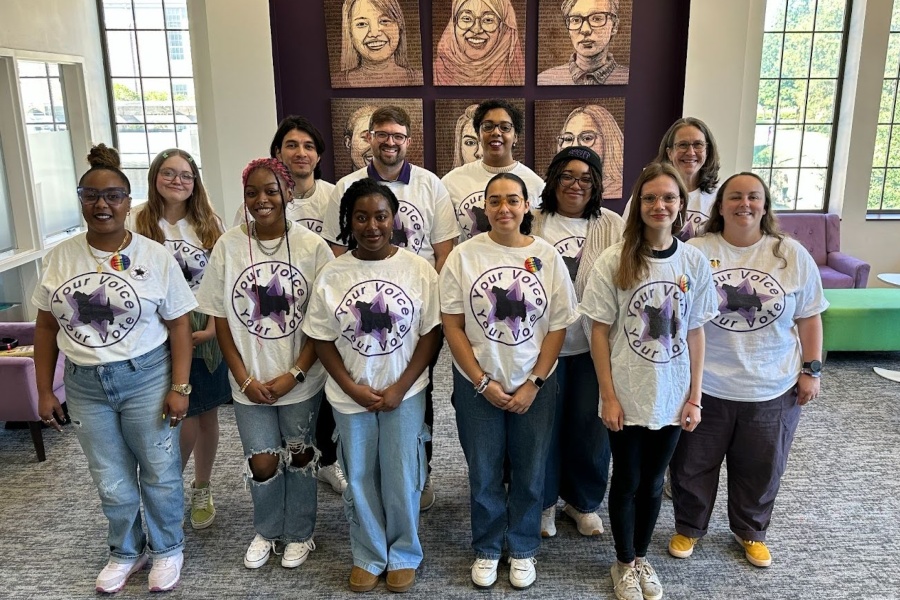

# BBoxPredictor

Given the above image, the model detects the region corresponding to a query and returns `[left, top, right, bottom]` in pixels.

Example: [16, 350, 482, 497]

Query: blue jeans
[333, 391, 429, 574]
[64, 343, 184, 561]
[543, 352, 610, 512]
[453, 366, 557, 560]
[233, 393, 322, 543]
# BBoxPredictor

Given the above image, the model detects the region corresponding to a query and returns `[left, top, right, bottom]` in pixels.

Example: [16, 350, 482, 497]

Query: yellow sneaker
[735, 534, 772, 567]
[190, 481, 216, 530]
[668, 533, 698, 558]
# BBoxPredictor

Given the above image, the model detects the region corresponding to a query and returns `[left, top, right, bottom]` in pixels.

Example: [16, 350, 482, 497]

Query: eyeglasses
[486, 195, 524, 208]
[77, 187, 130, 206]
[671, 141, 707, 152]
[640, 193, 681, 205]
[565, 12, 616, 31]
[370, 130, 409, 144]
[480, 121, 514, 134]
[159, 168, 195, 183]
[455, 10, 501, 32]
[557, 131, 599, 147]
[559, 174, 593, 189]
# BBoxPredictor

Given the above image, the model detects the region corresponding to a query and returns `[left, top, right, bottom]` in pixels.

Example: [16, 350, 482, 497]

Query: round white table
[874, 273, 900, 381]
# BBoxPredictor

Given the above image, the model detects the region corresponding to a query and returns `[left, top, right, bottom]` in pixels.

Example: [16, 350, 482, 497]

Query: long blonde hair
[615, 162, 688, 290]
[135, 149, 222, 250]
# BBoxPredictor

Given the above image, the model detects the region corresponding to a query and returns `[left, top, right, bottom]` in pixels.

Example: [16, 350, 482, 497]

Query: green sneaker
[190, 481, 216, 530]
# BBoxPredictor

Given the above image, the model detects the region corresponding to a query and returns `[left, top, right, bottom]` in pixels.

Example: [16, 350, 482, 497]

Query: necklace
[352, 245, 398, 261]
[86, 231, 131, 273]
[252, 221, 288, 256]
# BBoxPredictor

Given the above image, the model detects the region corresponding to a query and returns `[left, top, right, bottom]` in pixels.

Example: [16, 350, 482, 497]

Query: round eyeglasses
[456, 10, 500, 32]
[565, 12, 615, 31]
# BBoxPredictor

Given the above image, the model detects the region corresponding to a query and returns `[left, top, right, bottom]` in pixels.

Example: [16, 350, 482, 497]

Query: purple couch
[776, 213, 870, 289]
[0, 322, 66, 462]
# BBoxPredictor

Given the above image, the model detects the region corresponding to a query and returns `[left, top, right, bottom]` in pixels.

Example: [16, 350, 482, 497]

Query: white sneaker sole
[96, 555, 148, 594]
[281, 553, 310, 569]
[190, 512, 215, 530]
[244, 552, 271, 569]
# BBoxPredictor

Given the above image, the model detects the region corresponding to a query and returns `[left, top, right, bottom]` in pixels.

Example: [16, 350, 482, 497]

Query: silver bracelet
[475, 373, 491, 394]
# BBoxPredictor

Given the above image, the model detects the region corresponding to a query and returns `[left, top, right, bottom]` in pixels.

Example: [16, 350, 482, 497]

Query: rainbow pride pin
[678, 274, 691, 293]
[524, 257, 542, 273]
[110, 253, 131, 271]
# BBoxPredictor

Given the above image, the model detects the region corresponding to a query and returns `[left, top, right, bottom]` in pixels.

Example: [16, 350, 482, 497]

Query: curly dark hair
[337, 178, 400, 250]
[473, 99, 524, 135]
[484, 172, 533, 235]
[540, 156, 604, 219]
[79, 144, 131, 192]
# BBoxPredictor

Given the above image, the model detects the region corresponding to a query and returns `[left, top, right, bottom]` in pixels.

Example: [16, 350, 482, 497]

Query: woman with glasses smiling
[33, 144, 196, 593]
[135, 149, 229, 533]
[442, 99, 544, 242]
[531, 146, 624, 541]
[434, 0, 525, 86]
[556, 105, 624, 199]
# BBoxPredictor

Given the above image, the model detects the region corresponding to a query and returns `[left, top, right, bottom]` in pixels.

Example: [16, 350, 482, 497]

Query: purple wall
[269, 0, 690, 213]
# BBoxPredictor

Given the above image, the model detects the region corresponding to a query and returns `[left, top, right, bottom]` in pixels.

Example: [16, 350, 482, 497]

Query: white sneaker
[610, 561, 643, 600]
[541, 506, 557, 537]
[471, 558, 499, 588]
[281, 539, 315, 568]
[95, 554, 148, 593]
[317, 463, 348, 494]
[634, 557, 663, 600]
[148, 552, 183, 592]
[563, 504, 604, 536]
[508, 557, 537, 589]
[420, 474, 435, 512]
[244, 533, 276, 569]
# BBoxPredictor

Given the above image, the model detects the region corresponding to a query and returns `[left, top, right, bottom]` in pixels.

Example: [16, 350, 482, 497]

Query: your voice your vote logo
[469, 267, 548, 346]
[231, 261, 309, 340]
[336, 280, 414, 356]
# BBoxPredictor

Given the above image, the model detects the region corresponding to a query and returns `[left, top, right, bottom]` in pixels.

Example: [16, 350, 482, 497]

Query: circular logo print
[298, 218, 324, 235]
[677, 210, 710, 241]
[624, 280, 689, 364]
[51, 273, 142, 348]
[336, 279, 415, 357]
[711, 268, 785, 332]
[166, 239, 208, 291]
[470, 267, 548, 346]
[231, 261, 309, 339]
[392, 200, 426, 254]
[457, 191, 489, 240]
[553, 236, 585, 282]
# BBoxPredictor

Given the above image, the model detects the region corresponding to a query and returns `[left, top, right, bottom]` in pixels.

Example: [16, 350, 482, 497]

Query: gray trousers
[670, 388, 802, 542]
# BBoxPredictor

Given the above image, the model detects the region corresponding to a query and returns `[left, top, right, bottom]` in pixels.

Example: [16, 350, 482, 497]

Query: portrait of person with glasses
[555, 104, 625, 199]
[433, 0, 525, 86]
[331, 0, 423, 88]
[537, 0, 630, 86]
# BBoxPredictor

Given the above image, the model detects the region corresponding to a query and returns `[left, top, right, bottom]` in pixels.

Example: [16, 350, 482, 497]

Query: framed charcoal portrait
[537, 0, 632, 86]
[534, 98, 626, 199]
[325, 0, 424, 88]
[432, 0, 526, 86]
[434, 98, 525, 177]
[330, 98, 424, 179]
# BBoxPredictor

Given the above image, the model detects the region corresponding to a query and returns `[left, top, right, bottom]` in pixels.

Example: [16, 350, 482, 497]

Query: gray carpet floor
[1, 348, 899, 599]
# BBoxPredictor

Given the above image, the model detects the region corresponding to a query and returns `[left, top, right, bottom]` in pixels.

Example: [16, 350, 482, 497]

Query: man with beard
[537, 0, 629, 86]
[322, 105, 458, 512]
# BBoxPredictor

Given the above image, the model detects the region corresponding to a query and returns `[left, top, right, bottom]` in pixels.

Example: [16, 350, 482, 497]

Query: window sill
[865, 213, 900, 221]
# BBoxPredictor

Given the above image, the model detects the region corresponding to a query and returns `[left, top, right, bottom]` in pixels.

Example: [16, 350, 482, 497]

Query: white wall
[683, 0, 900, 286]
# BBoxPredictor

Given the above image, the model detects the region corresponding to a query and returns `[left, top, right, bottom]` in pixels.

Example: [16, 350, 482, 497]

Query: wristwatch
[289, 366, 307, 383]
[527, 374, 545, 389]
[170, 383, 193, 396]
[801, 360, 822, 378]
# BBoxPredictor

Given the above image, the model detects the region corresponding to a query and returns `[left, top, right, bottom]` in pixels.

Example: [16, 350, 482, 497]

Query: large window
[868, 0, 900, 214]
[753, 0, 849, 211]
[99, 0, 200, 200]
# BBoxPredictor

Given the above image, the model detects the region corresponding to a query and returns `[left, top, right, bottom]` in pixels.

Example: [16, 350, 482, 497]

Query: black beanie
[548, 146, 603, 175]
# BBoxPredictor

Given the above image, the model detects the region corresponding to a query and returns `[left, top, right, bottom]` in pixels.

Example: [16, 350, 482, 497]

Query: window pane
[112, 77, 145, 122]
[168, 30, 193, 76]
[810, 33, 843, 78]
[773, 126, 803, 167]
[49, 77, 66, 124]
[765, 0, 786, 30]
[772, 168, 795, 209]
[106, 31, 140, 77]
[28, 130, 81, 237]
[785, 0, 816, 30]
[796, 168, 826, 209]
[889, 124, 900, 167]
[20, 78, 53, 124]
[806, 79, 836, 123]
[885, 33, 900, 78]
[142, 78, 173, 123]
[176, 124, 200, 157]
[880, 81, 897, 123]
[117, 123, 150, 169]
[0, 139, 16, 252]
[868, 169, 885, 210]
[801, 125, 831, 167]
[884, 169, 900, 209]
[782, 33, 812, 77]
[17, 60, 46, 77]
[756, 80, 780, 123]
[761, 33, 784, 78]
[165, 1, 189, 28]
[776, 79, 808, 123]
[874, 124, 891, 167]
[147, 124, 176, 155]
[134, 1, 164, 29]
[816, 0, 846, 30]
[754, 125, 775, 167]
[123, 168, 149, 202]
[137, 31, 170, 76]
[103, 0, 134, 29]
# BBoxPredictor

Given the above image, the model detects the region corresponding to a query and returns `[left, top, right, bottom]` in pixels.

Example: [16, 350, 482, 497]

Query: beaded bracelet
[240, 376, 254, 393]
[474, 373, 491, 394]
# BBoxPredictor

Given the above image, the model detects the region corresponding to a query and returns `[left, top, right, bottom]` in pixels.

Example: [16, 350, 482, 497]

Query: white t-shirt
[687, 233, 829, 401]
[322, 164, 460, 267]
[195, 224, 332, 405]
[536, 213, 590, 356]
[32, 232, 197, 366]
[439, 234, 579, 392]
[159, 217, 219, 296]
[621, 186, 719, 240]
[232, 180, 335, 238]
[579, 240, 718, 429]
[441, 160, 545, 241]
[302, 249, 440, 415]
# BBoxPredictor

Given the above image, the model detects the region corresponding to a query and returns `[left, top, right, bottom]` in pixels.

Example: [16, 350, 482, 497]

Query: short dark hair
[338, 178, 400, 250]
[269, 115, 326, 180]
[369, 105, 411, 133]
[540, 150, 604, 219]
[473, 99, 524, 135]
[484, 172, 533, 235]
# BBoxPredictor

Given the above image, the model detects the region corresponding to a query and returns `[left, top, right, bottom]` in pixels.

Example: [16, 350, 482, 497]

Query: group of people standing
[33, 101, 826, 599]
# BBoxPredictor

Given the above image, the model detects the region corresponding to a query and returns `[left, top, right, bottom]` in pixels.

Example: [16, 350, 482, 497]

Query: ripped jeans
[233, 393, 322, 543]
[64, 343, 184, 561]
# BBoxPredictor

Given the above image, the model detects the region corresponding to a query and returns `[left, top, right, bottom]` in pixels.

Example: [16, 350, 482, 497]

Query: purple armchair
[0, 322, 66, 462]
[776, 213, 870, 289]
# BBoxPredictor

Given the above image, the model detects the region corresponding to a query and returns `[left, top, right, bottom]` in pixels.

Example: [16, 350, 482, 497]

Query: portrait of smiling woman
[433, 0, 525, 86]
[331, 0, 424, 88]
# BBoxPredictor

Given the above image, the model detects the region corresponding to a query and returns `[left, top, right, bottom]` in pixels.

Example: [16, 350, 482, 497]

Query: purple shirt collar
[367, 160, 412, 185]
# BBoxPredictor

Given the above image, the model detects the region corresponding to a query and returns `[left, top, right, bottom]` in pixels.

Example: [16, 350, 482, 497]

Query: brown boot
[349, 566, 379, 592]
[385, 568, 416, 593]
